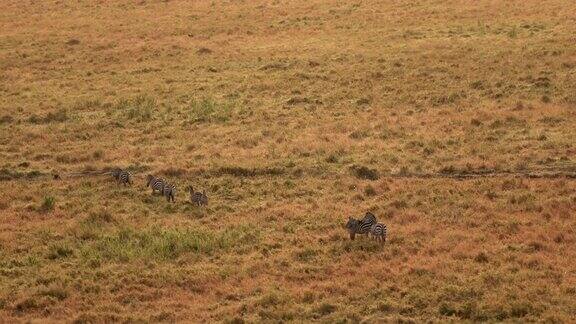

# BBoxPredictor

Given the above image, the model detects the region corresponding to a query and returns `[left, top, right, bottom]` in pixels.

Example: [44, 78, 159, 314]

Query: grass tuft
[47, 243, 73, 260]
[187, 98, 234, 123]
[38, 196, 56, 213]
[350, 165, 379, 180]
[116, 95, 155, 122]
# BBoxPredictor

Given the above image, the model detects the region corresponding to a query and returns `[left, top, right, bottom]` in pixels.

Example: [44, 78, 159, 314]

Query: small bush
[197, 47, 212, 54]
[364, 185, 377, 196]
[439, 303, 457, 316]
[350, 165, 379, 180]
[116, 95, 155, 122]
[325, 154, 338, 163]
[44, 109, 68, 123]
[439, 165, 458, 174]
[66, 38, 80, 45]
[86, 210, 115, 224]
[509, 302, 534, 318]
[215, 166, 284, 177]
[160, 167, 187, 177]
[28, 109, 68, 124]
[0, 115, 14, 124]
[14, 298, 39, 313]
[301, 291, 315, 304]
[39, 196, 56, 213]
[316, 303, 336, 316]
[47, 243, 73, 259]
[256, 293, 283, 307]
[187, 98, 234, 123]
[474, 252, 489, 263]
[92, 150, 104, 160]
[225, 317, 244, 324]
[39, 286, 69, 301]
[294, 248, 317, 262]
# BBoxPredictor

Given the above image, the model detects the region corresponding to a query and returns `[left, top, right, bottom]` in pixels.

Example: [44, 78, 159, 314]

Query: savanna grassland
[1, 0, 576, 322]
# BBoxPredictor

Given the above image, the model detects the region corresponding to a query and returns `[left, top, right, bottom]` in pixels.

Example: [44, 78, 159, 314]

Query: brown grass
[1, 0, 575, 322]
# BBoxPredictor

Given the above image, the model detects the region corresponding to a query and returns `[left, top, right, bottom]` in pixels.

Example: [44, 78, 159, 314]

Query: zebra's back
[163, 183, 176, 202]
[146, 175, 165, 193]
[188, 186, 208, 206]
[357, 212, 377, 234]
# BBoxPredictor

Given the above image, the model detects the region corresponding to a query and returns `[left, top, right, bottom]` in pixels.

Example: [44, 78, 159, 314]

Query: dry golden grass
[1, 0, 576, 322]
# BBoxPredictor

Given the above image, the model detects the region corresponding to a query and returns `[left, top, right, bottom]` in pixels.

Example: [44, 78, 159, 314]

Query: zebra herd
[112, 168, 208, 206]
[346, 212, 387, 243]
[112, 168, 386, 243]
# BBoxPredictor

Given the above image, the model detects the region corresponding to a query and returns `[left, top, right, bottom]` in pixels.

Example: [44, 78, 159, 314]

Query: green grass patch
[115, 95, 156, 122]
[186, 98, 235, 123]
[79, 225, 259, 262]
[38, 196, 56, 213]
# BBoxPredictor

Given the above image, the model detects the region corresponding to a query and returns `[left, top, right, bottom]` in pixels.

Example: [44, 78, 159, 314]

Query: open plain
[1, 0, 576, 322]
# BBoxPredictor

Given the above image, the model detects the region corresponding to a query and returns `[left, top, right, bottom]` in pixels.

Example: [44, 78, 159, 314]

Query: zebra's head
[187, 185, 194, 194]
[111, 168, 121, 179]
[346, 217, 359, 231]
[346, 217, 360, 240]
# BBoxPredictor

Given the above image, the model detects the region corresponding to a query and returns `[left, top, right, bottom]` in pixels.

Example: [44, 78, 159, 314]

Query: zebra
[370, 223, 387, 243]
[163, 183, 176, 202]
[112, 168, 131, 185]
[362, 212, 377, 225]
[188, 186, 208, 206]
[345, 212, 377, 240]
[146, 174, 165, 194]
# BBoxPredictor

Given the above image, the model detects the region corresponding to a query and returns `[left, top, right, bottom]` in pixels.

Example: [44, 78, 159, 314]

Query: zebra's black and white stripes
[345, 212, 386, 244]
[146, 174, 165, 194]
[146, 174, 176, 202]
[188, 186, 208, 206]
[112, 168, 131, 185]
[163, 183, 176, 202]
[346, 212, 377, 240]
[370, 223, 387, 243]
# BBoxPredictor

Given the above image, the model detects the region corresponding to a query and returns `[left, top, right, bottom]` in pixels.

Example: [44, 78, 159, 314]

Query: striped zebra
[146, 174, 165, 194]
[346, 212, 377, 240]
[112, 168, 131, 185]
[188, 186, 208, 206]
[163, 183, 176, 202]
[370, 223, 387, 244]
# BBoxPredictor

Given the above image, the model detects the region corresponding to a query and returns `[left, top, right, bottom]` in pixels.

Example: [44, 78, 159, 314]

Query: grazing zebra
[112, 168, 131, 185]
[163, 183, 176, 202]
[188, 186, 208, 206]
[345, 212, 377, 240]
[362, 212, 377, 225]
[146, 174, 165, 194]
[370, 223, 387, 243]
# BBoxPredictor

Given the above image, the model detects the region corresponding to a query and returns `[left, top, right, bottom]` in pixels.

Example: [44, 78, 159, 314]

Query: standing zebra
[163, 183, 176, 202]
[146, 174, 165, 194]
[188, 186, 208, 206]
[370, 223, 387, 244]
[345, 212, 377, 240]
[112, 168, 132, 186]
